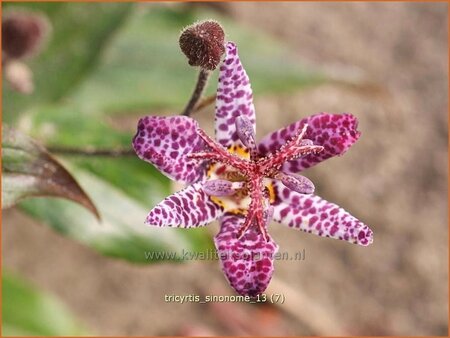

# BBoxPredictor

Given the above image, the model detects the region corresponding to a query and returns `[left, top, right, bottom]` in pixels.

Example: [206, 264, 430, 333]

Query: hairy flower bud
[179, 20, 225, 71]
[2, 11, 50, 60]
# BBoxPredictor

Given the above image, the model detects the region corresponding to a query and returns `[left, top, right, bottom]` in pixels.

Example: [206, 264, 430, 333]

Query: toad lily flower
[133, 42, 373, 296]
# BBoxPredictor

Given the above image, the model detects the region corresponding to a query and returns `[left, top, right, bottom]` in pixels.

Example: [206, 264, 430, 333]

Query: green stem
[48, 146, 135, 157]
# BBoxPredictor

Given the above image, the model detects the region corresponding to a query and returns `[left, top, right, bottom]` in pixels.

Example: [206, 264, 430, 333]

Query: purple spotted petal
[258, 113, 361, 173]
[270, 180, 373, 246]
[133, 116, 207, 183]
[146, 182, 223, 227]
[214, 213, 279, 296]
[215, 42, 256, 149]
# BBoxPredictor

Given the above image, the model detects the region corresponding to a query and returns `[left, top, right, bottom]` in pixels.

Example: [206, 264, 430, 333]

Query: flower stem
[182, 68, 210, 116]
[48, 146, 135, 157]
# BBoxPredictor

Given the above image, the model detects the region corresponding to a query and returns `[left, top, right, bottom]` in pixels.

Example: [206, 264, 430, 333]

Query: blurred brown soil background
[3, 2, 448, 336]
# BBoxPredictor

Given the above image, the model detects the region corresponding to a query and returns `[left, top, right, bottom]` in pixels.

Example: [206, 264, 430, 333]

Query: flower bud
[2, 11, 50, 60]
[179, 20, 225, 71]
[5, 60, 34, 94]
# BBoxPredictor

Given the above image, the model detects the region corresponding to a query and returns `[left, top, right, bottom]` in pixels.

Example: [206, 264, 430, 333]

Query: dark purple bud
[179, 20, 225, 71]
[235, 115, 256, 150]
[277, 173, 315, 194]
[203, 179, 236, 196]
[2, 11, 50, 60]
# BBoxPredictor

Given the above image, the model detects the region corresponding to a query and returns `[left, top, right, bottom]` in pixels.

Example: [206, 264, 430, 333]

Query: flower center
[188, 116, 323, 241]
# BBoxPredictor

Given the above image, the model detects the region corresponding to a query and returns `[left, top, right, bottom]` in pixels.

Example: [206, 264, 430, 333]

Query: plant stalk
[182, 68, 210, 116]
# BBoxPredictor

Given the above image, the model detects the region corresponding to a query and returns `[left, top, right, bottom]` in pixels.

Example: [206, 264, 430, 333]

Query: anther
[235, 115, 256, 151]
[276, 172, 315, 194]
[203, 179, 242, 196]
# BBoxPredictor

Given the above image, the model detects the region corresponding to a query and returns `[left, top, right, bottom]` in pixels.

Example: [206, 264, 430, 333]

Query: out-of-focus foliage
[3, 4, 324, 121]
[2, 271, 88, 336]
[2, 3, 325, 264]
[3, 2, 134, 121]
[20, 167, 208, 263]
[2, 126, 99, 217]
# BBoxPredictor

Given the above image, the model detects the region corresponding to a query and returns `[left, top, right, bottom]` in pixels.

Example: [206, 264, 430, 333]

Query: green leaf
[2, 271, 88, 336]
[2, 126, 99, 219]
[71, 157, 170, 207]
[14, 104, 131, 148]
[20, 165, 214, 263]
[2, 2, 133, 123]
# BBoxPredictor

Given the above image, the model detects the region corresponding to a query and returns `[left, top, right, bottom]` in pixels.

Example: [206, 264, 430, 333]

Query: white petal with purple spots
[133, 116, 207, 184]
[214, 213, 279, 296]
[258, 113, 361, 174]
[270, 180, 373, 246]
[215, 42, 256, 149]
[146, 182, 223, 228]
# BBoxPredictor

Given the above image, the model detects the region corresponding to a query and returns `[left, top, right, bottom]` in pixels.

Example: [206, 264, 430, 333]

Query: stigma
[188, 116, 323, 240]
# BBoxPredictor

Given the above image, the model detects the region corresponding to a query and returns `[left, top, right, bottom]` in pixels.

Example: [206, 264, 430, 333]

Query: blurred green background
[2, 2, 448, 336]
